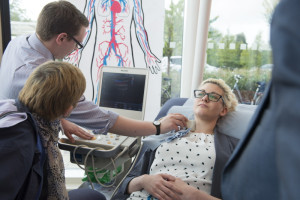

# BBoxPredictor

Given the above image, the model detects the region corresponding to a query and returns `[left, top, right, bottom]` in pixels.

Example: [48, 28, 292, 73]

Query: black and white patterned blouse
[128, 132, 216, 200]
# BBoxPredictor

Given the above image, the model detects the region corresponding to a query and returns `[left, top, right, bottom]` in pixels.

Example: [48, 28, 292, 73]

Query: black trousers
[69, 188, 106, 200]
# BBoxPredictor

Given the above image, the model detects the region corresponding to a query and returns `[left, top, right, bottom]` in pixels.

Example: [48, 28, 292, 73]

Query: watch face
[153, 121, 160, 126]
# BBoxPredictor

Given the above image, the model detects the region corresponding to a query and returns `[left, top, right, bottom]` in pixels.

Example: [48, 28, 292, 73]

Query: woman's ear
[219, 107, 228, 117]
[63, 105, 73, 118]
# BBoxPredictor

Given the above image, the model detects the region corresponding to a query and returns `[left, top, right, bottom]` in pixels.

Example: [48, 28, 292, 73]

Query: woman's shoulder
[215, 131, 240, 150]
[223, 133, 240, 142]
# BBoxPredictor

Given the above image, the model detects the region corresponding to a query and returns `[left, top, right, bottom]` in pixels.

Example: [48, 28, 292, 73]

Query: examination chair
[110, 97, 257, 199]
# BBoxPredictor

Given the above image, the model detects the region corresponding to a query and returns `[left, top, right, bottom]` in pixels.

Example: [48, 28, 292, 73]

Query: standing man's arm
[66, 99, 187, 139]
[110, 114, 187, 137]
[270, 0, 300, 199]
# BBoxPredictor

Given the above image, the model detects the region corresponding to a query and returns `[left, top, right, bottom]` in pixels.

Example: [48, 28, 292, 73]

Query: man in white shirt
[0, 1, 187, 141]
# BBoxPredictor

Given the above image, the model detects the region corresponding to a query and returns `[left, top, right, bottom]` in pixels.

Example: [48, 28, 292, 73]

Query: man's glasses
[69, 35, 84, 49]
[194, 89, 225, 105]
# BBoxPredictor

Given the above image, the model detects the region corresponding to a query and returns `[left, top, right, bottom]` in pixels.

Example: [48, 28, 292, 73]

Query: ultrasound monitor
[96, 66, 149, 120]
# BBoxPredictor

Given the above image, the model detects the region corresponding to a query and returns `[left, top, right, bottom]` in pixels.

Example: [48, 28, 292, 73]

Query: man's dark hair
[36, 1, 89, 41]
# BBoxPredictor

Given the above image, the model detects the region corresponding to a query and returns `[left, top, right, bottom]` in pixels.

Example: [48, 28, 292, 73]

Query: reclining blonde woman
[113, 78, 238, 200]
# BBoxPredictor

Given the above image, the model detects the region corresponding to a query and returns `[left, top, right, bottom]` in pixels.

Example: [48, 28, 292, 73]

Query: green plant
[203, 67, 271, 102]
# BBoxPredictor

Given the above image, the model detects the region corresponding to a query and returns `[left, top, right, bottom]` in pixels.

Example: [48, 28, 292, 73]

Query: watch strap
[153, 121, 161, 135]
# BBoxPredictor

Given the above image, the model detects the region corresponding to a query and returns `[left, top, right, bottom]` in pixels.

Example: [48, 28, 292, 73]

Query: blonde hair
[200, 78, 238, 112]
[19, 61, 86, 121]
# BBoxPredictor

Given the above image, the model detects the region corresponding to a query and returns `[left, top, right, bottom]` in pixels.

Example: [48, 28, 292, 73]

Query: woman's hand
[128, 174, 182, 200]
[60, 119, 94, 143]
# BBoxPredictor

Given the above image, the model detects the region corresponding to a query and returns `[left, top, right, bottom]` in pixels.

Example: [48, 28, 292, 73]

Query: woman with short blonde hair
[115, 78, 239, 200]
[200, 78, 238, 113]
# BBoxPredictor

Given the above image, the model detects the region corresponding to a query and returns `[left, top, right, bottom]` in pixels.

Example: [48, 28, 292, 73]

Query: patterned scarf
[32, 113, 68, 200]
[161, 128, 191, 143]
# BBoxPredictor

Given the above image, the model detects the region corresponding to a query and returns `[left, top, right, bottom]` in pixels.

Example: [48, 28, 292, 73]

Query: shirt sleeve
[66, 98, 119, 133]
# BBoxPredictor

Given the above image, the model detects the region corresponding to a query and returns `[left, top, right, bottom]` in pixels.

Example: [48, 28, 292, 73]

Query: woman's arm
[127, 174, 221, 200]
[113, 147, 155, 199]
[172, 178, 221, 200]
[127, 174, 182, 200]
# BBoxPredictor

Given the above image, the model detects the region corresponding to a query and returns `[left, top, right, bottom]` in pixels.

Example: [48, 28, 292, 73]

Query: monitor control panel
[58, 132, 138, 158]
[73, 133, 129, 148]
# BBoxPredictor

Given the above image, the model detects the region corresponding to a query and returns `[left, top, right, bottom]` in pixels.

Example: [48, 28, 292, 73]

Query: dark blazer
[112, 132, 239, 199]
[222, 0, 300, 199]
[0, 110, 44, 200]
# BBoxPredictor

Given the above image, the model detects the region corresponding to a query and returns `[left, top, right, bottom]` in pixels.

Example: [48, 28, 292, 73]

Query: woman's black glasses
[194, 89, 225, 105]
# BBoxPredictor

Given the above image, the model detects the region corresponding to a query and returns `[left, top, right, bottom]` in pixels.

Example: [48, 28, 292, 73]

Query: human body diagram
[65, 0, 161, 100]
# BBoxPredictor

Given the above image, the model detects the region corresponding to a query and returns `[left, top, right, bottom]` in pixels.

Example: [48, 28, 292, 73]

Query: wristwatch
[153, 120, 161, 135]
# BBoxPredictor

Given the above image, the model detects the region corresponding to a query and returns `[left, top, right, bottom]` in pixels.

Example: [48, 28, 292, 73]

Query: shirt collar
[27, 33, 55, 60]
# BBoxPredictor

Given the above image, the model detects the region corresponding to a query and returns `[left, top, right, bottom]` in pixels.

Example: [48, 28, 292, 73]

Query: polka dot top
[128, 132, 216, 200]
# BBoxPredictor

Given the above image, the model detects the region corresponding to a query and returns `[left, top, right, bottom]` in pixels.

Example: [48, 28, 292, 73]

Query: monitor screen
[99, 72, 146, 111]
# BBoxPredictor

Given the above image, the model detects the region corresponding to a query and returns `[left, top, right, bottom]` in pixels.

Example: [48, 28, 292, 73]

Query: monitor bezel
[96, 66, 149, 120]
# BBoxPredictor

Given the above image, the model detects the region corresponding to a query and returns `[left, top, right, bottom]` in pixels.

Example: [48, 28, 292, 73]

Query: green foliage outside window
[203, 67, 272, 103]
[9, 0, 32, 22]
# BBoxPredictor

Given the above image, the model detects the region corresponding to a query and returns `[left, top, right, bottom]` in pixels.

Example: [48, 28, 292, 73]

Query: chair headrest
[167, 99, 257, 139]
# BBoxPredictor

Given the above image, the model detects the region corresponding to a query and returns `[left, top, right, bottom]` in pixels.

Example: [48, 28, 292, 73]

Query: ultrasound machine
[58, 66, 149, 195]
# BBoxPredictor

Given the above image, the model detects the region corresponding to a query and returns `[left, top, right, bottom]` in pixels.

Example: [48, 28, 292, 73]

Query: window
[161, 0, 185, 105]
[204, 0, 277, 104]
[9, 0, 49, 37]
